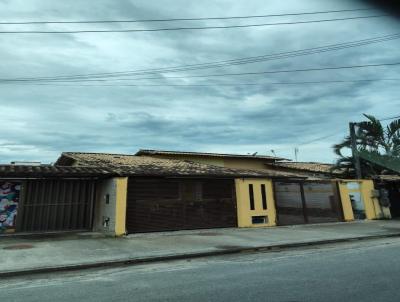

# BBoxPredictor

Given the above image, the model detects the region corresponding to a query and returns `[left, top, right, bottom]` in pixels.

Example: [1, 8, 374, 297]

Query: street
[1, 237, 400, 302]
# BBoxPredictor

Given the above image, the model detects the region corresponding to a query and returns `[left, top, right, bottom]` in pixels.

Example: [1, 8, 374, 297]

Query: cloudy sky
[0, 0, 399, 164]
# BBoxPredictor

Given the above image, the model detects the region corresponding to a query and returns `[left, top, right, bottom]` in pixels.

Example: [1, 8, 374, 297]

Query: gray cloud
[0, 0, 399, 164]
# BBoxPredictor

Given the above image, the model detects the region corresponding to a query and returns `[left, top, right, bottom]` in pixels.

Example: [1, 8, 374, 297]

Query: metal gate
[274, 181, 343, 226]
[17, 179, 96, 232]
[126, 178, 237, 233]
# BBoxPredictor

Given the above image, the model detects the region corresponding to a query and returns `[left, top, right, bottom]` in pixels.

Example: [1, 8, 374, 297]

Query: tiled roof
[0, 165, 110, 178]
[55, 152, 302, 178]
[373, 174, 400, 181]
[135, 149, 286, 161]
[267, 162, 335, 174]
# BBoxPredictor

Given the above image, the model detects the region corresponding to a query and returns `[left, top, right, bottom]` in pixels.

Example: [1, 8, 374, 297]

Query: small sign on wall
[0, 182, 21, 233]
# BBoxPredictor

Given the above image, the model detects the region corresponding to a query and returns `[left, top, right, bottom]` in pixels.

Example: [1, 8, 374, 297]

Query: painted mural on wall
[0, 182, 21, 232]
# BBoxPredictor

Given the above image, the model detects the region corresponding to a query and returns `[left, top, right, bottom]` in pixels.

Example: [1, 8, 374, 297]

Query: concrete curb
[2, 233, 400, 278]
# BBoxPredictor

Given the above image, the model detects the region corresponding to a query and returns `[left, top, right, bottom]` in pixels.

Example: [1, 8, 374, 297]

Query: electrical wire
[0, 14, 388, 34]
[3, 78, 400, 87]
[0, 8, 376, 25]
[2, 32, 399, 83]
[25, 62, 400, 83]
[297, 114, 400, 148]
[378, 115, 400, 121]
[297, 132, 343, 147]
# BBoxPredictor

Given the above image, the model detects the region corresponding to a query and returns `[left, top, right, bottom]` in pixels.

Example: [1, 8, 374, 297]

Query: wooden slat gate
[126, 178, 237, 233]
[274, 180, 343, 226]
[17, 179, 96, 232]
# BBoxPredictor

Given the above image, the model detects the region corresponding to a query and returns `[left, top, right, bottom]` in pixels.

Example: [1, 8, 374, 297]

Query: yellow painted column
[362, 180, 390, 219]
[235, 178, 276, 227]
[338, 181, 355, 221]
[338, 179, 391, 221]
[114, 177, 128, 236]
[360, 180, 382, 220]
[266, 180, 277, 226]
[235, 179, 247, 227]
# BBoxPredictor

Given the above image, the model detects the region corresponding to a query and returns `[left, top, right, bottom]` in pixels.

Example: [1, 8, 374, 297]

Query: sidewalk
[2, 220, 400, 277]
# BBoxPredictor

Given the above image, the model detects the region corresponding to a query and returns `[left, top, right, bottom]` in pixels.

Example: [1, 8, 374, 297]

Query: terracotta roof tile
[0, 165, 110, 178]
[56, 152, 302, 178]
[135, 149, 287, 161]
[267, 162, 335, 174]
[373, 174, 400, 181]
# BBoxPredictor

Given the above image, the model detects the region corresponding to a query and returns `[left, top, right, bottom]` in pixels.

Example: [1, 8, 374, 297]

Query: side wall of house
[235, 178, 277, 227]
[337, 181, 355, 221]
[223, 159, 271, 171]
[361, 180, 391, 219]
[93, 177, 127, 236]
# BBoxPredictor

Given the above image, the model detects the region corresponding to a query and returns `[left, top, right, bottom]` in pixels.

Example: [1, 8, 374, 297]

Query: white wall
[93, 178, 118, 234]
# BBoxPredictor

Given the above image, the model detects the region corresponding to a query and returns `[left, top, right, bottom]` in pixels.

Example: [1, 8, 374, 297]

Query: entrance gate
[126, 178, 237, 233]
[274, 181, 343, 226]
[17, 179, 96, 232]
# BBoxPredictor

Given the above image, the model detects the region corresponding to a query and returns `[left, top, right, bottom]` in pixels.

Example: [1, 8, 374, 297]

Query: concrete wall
[235, 178, 277, 228]
[337, 182, 355, 221]
[337, 179, 391, 221]
[93, 177, 127, 236]
[93, 176, 392, 236]
[223, 158, 270, 170]
[361, 180, 391, 219]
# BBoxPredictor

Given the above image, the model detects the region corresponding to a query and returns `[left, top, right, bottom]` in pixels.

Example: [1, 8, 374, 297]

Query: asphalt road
[2, 238, 400, 302]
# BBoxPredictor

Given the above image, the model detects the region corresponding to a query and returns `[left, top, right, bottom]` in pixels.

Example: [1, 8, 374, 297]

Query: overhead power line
[297, 114, 400, 148]
[4, 78, 400, 87]
[378, 114, 400, 121]
[297, 132, 342, 147]
[2, 32, 400, 83]
[0, 8, 376, 25]
[31, 62, 400, 83]
[0, 14, 388, 34]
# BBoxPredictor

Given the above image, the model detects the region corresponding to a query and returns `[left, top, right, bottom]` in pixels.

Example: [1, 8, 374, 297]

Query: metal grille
[126, 178, 237, 233]
[274, 181, 343, 226]
[275, 182, 307, 225]
[17, 179, 96, 232]
[303, 182, 343, 223]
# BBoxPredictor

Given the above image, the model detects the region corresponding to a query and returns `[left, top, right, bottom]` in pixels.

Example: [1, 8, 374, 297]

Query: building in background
[135, 149, 337, 179]
[135, 149, 286, 171]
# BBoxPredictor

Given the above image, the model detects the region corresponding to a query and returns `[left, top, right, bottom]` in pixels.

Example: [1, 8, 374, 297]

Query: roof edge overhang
[135, 149, 288, 161]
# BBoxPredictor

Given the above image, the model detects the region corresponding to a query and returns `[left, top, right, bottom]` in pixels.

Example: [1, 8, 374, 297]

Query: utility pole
[349, 122, 362, 179]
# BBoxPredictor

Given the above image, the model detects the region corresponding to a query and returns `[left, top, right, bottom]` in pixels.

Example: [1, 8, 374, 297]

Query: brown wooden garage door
[274, 181, 343, 226]
[126, 178, 237, 233]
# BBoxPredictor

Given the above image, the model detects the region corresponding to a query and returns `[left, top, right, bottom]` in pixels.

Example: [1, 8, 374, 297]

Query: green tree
[332, 114, 400, 178]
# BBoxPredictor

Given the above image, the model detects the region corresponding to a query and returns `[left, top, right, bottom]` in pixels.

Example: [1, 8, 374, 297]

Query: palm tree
[332, 114, 400, 178]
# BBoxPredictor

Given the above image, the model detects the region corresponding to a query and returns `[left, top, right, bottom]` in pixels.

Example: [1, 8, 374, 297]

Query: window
[261, 184, 267, 210]
[252, 216, 268, 224]
[249, 184, 255, 210]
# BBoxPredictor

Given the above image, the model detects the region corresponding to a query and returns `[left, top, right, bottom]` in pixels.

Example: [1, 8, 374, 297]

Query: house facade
[0, 151, 390, 236]
[55, 152, 302, 234]
[135, 150, 390, 224]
